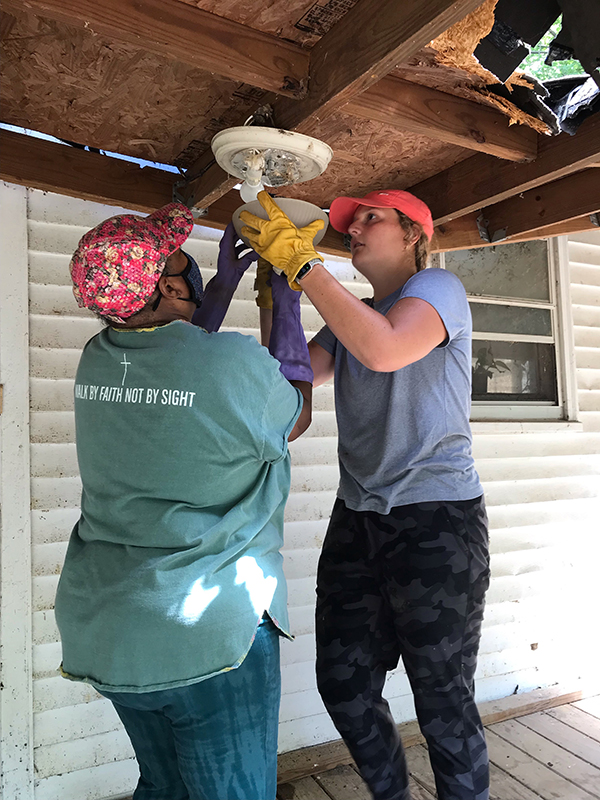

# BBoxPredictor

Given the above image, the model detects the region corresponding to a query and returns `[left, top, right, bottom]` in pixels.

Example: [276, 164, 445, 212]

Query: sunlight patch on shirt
[235, 556, 277, 617]
[173, 577, 220, 625]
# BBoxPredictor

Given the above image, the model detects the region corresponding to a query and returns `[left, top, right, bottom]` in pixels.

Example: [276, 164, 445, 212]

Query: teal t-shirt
[55, 321, 302, 692]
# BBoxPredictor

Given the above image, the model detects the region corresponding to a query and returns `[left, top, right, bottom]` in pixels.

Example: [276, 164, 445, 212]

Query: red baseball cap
[329, 190, 434, 240]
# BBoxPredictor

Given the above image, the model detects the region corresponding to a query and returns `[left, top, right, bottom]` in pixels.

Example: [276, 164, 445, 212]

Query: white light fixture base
[211, 126, 333, 200]
[232, 198, 329, 249]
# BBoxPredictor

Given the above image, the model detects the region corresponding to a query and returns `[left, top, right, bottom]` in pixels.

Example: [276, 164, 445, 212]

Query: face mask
[153, 251, 204, 311]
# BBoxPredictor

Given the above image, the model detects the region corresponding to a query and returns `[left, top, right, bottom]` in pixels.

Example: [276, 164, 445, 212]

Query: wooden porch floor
[277, 696, 600, 800]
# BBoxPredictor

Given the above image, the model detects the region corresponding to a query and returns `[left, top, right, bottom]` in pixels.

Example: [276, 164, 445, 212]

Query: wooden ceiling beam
[0, 129, 240, 225]
[410, 114, 600, 225]
[6, 130, 596, 261]
[479, 168, 600, 242]
[345, 77, 538, 162]
[2, 0, 308, 97]
[183, 0, 485, 208]
[273, 0, 485, 133]
[432, 212, 600, 252]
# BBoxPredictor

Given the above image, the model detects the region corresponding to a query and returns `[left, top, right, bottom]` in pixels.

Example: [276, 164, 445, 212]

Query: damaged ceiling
[1, 0, 599, 254]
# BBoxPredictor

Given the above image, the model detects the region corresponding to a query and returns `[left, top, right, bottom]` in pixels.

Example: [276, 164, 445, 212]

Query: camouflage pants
[316, 497, 490, 800]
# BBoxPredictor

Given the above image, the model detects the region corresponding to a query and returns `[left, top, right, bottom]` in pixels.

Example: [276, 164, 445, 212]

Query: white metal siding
[2, 185, 599, 799]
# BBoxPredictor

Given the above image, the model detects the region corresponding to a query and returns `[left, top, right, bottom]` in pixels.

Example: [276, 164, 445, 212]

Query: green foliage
[519, 16, 586, 81]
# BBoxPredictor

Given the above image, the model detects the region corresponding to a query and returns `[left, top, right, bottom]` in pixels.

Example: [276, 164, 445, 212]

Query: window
[439, 238, 577, 421]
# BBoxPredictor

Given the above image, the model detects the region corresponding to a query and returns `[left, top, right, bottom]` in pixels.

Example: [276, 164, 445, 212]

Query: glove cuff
[287, 250, 323, 289]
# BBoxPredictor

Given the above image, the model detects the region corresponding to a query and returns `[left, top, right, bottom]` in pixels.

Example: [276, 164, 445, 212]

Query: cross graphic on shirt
[121, 354, 131, 386]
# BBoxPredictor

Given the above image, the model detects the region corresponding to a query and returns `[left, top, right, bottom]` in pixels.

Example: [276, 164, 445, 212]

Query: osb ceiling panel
[176, 0, 360, 47]
[271, 112, 472, 208]
[0, 9, 268, 167]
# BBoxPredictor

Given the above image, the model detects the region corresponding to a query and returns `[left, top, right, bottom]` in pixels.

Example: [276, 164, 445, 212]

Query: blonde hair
[396, 211, 430, 272]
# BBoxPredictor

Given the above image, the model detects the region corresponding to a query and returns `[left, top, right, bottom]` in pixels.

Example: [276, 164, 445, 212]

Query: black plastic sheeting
[474, 0, 599, 135]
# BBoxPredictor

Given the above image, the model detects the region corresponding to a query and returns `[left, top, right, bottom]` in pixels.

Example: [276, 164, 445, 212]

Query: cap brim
[329, 195, 395, 233]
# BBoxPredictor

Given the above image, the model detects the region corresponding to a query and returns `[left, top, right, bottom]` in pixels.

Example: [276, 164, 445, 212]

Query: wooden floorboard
[279, 697, 600, 799]
[547, 704, 600, 744]
[489, 718, 600, 799]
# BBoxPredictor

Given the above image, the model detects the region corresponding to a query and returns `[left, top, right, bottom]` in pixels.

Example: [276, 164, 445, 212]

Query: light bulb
[240, 180, 265, 203]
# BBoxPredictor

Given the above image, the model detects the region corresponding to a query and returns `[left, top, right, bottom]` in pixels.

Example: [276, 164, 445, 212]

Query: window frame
[438, 236, 579, 422]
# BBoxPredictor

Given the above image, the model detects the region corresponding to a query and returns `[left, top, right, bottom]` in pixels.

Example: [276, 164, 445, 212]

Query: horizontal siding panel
[31, 476, 82, 510]
[575, 346, 600, 370]
[574, 324, 600, 349]
[34, 728, 134, 780]
[577, 368, 600, 390]
[33, 542, 68, 576]
[290, 465, 339, 494]
[29, 347, 82, 380]
[570, 283, 600, 307]
[34, 758, 137, 800]
[482, 475, 600, 506]
[31, 508, 80, 545]
[31, 411, 76, 444]
[471, 432, 600, 459]
[30, 314, 102, 350]
[30, 283, 90, 317]
[296, 410, 337, 438]
[287, 604, 315, 637]
[33, 642, 62, 680]
[570, 260, 600, 285]
[33, 575, 61, 611]
[580, 410, 600, 431]
[578, 389, 600, 411]
[487, 496, 600, 529]
[289, 436, 338, 466]
[282, 548, 320, 582]
[33, 675, 101, 714]
[477, 453, 600, 482]
[33, 608, 59, 646]
[28, 251, 72, 286]
[284, 490, 337, 523]
[34, 698, 122, 748]
[28, 220, 89, 256]
[568, 241, 600, 268]
[31, 443, 78, 478]
[282, 520, 329, 551]
[572, 303, 600, 328]
[287, 576, 318, 611]
[30, 378, 74, 412]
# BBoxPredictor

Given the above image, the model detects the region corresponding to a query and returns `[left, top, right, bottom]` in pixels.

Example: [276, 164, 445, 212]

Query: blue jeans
[100, 618, 281, 800]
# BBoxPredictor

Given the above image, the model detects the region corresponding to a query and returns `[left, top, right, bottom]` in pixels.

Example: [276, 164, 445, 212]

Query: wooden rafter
[2, 0, 308, 97]
[182, 0, 485, 209]
[345, 77, 538, 163]
[480, 168, 600, 241]
[4, 130, 597, 259]
[410, 114, 600, 225]
[273, 0, 486, 132]
[0, 129, 239, 226]
[432, 211, 600, 252]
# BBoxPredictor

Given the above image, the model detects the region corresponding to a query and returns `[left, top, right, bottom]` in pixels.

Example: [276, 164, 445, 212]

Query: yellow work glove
[240, 191, 324, 291]
[254, 257, 273, 309]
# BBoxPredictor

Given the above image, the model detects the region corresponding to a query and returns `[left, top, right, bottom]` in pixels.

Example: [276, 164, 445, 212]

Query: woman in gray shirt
[242, 189, 490, 800]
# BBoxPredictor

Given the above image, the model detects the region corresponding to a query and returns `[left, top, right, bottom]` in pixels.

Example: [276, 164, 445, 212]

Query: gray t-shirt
[313, 268, 482, 513]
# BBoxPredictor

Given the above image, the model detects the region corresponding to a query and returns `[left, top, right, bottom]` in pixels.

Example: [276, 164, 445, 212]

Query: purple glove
[269, 271, 313, 383]
[192, 223, 257, 333]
